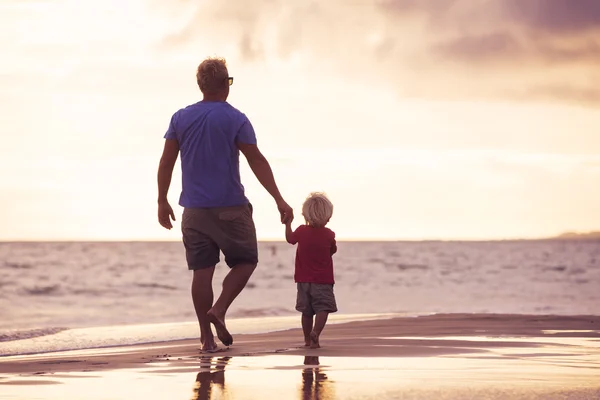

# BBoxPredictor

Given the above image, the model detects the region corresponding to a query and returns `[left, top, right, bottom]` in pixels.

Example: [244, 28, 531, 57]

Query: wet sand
[1, 314, 599, 399]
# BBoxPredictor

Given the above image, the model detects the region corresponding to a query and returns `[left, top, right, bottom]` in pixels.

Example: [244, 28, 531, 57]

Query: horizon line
[1, 236, 597, 243]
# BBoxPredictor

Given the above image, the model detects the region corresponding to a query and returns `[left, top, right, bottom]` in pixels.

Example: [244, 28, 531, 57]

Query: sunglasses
[227, 77, 234, 86]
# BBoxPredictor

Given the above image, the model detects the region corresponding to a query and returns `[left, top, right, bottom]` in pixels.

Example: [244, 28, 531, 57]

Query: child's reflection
[300, 356, 335, 400]
[192, 356, 231, 400]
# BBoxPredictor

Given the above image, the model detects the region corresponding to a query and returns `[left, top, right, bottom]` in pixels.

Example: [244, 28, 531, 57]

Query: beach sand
[1, 314, 599, 399]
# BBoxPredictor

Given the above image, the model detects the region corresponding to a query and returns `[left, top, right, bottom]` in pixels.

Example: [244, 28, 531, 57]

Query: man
[157, 57, 293, 352]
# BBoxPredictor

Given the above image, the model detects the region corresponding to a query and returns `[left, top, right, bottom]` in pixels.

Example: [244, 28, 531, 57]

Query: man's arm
[237, 142, 282, 201]
[157, 139, 180, 229]
[237, 142, 293, 223]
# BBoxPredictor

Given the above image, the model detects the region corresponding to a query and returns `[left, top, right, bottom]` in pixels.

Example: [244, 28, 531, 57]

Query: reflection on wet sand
[301, 356, 335, 400]
[191, 356, 231, 400]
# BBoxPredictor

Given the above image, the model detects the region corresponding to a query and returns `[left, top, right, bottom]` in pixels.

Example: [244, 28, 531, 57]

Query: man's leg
[207, 263, 256, 346]
[192, 267, 217, 351]
[208, 204, 259, 346]
[181, 207, 221, 350]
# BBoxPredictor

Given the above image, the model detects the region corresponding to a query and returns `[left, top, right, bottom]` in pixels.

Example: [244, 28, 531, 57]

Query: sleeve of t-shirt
[289, 225, 305, 245]
[236, 114, 257, 145]
[163, 112, 179, 140]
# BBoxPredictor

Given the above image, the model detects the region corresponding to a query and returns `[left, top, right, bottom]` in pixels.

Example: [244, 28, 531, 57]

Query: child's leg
[309, 283, 337, 349]
[301, 314, 314, 346]
[296, 283, 314, 346]
[310, 311, 329, 349]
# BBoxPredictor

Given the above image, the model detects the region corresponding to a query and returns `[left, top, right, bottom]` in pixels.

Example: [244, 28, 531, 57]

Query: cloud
[433, 33, 600, 67]
[504, 0, 600, 34]
[433, 32, 521, 63]
[380, 0, 600, 66]
[381, 0, 600, 34]
[154, 0, 600, 106]
[524, 84, 600, 106]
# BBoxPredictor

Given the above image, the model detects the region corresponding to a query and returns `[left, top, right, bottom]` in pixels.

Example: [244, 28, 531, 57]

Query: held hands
[276, 199, 294, 225]
[160, 198, 288, 229]
[158, 200, 176, 230]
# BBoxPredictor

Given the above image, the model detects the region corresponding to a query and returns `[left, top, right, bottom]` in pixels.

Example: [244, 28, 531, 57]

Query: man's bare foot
[207, 310, 233, 346]
[304, 338, 311, 347]
[309, 331, 320, 349]
[200, 340, 219, 353]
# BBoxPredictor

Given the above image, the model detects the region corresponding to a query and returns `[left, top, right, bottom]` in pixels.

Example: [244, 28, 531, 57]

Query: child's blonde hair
[302, 192, 334, 227]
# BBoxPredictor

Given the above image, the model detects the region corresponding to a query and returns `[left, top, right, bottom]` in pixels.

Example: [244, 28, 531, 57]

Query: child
[285, 192, 337, 349]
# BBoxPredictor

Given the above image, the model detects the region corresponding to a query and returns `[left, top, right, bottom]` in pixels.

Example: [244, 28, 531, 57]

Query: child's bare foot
[309, 331, 320, 349]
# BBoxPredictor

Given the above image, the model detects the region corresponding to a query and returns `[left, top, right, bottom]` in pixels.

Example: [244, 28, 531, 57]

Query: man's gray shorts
[295, 283, 338, 316]
[181, 204, 258, 270]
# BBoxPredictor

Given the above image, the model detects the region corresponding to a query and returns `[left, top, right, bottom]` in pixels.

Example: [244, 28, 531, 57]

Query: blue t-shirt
[163, 101, 257, 208]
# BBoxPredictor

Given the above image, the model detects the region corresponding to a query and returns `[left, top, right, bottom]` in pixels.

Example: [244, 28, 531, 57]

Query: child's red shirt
[289, 225, 336, 284]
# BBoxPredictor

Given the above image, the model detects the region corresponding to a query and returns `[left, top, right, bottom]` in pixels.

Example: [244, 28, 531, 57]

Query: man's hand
[157, 139, 179, 230]
[158, 200, 176, 230]
[277, 199, 294, 224]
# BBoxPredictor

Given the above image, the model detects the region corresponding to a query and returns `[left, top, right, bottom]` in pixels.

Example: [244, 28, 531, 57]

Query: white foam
[0, 313, 399, 357]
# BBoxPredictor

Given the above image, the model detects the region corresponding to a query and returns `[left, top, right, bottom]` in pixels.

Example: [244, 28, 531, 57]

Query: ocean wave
[569, 268, 586, 275]
[3, 261, 33, 269]
[22, 284, 61, 296]
[0, 327, 68, 343]
[135, 283, 178, 290]
[71, 288, 112, 296]
[229, 307, 294, 318]
[392, 263, 429, 271]
[543, 265, 567, 272]
[0, 280, 13, 289]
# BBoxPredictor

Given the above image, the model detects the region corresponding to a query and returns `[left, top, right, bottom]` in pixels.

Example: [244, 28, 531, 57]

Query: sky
[1, 0, 599, 241]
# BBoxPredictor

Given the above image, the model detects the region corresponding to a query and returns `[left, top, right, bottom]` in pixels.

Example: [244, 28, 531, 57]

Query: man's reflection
[300, 356, 335, 400]
[192, 356, 231, 400]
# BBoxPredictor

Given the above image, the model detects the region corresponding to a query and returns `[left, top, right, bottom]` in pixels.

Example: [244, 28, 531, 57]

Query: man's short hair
[196, 57, 228, 93]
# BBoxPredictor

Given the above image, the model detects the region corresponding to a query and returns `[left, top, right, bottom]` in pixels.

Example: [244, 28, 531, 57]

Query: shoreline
[2, 313, 599, 368]
[1, 313, 599, 399]
[0, 313, 402, 358]
[2, 311, 597, 358]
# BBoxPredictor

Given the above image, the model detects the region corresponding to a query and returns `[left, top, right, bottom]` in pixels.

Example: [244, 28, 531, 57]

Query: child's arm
[285, 222, 298, 244]
[330, 232, 337, 255]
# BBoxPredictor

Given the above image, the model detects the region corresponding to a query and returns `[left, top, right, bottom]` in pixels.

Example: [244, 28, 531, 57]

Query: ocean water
[1, 240, 599, 355]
